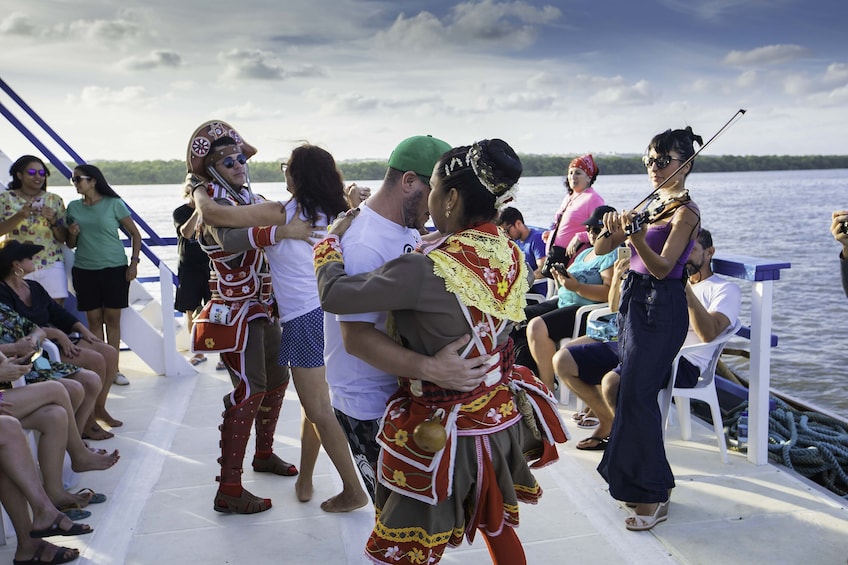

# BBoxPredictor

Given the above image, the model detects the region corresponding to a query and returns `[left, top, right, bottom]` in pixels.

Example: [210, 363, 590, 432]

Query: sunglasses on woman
[26, 168, 48, 177]
[220, 154, 247, 169]
[70, 175, 92, 184]
[642, 155, 683, 170]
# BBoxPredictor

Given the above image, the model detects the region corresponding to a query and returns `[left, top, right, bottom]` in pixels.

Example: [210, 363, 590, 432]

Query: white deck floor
[3, 352, 848, 565]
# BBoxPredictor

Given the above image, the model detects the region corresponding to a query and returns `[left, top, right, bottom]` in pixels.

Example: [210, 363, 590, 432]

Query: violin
[625, 190, 691, 235]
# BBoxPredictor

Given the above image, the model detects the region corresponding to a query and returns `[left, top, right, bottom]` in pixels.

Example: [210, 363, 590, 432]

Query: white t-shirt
[263, 198, 328, 323]
[682, 274, 742, 371]
[323, 203, 422, 420]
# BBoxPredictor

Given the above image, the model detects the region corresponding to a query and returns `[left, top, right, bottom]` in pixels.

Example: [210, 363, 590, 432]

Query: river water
[50, 168, 848, 417]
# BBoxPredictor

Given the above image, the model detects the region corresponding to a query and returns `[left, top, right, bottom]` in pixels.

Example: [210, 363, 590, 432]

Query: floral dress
[0, 302, 78, 388]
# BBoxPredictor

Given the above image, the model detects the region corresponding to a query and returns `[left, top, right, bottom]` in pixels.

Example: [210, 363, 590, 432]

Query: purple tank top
[628, 221, 694, 279]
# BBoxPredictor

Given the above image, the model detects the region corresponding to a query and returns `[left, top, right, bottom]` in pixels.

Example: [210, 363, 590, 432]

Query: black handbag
[540, 245, 569, 278]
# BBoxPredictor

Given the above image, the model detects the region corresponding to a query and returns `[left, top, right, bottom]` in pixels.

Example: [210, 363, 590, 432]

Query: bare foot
[319, 489, 369, 513]
[72, 449, 120, 472]
[295, 478, 313, 502]
[96, 413, 123, 428]
[83, 424, 114, 441]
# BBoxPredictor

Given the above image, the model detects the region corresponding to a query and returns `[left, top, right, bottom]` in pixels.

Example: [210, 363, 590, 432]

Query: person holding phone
[515, 205, 618, 391]
[593, 126, 702, 532]
[1, 155, 70, 305]
[831, 210, 848, 297]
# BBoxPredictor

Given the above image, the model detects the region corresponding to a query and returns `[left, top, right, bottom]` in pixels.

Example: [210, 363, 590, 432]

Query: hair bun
[469, 139, 522, 197]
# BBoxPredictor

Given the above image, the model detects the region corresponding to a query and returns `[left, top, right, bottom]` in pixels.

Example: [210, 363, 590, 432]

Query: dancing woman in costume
[315, 139, 568, 564]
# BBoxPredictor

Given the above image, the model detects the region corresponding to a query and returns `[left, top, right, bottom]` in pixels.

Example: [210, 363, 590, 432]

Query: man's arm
[686, 286, 729, 343]
[340, 322, 489, 392]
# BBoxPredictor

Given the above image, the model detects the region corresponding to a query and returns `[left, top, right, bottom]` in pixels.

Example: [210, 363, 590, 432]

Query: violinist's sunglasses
[26, 168, 48, 177]
[220, 154, 247, 169]
[642, 155, 682, 170]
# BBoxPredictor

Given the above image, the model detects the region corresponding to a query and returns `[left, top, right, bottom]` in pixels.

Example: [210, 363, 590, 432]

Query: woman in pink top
[549, 154, 605, 262]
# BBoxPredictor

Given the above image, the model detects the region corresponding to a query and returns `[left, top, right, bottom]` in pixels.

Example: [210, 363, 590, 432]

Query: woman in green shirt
[66, 164, 141, 401]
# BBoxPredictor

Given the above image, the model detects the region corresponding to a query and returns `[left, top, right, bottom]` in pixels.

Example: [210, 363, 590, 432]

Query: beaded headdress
[444, 141, 517, 208]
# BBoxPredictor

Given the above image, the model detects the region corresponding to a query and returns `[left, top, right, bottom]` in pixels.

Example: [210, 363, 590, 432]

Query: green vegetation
[58, 154, 848, 185]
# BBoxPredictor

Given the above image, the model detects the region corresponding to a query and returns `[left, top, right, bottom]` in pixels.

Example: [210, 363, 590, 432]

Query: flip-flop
[30, 515, 93, 538]
[216, 360, 227, 371]
[13, 540, 79, 565]
[577, 416, 600, 429]
[75, 488, 107, 504]
[56, 505, 91, 521]
[190, 355, 207, 366]
[572, 411, 588, 422]
[576, 436, 609, 451]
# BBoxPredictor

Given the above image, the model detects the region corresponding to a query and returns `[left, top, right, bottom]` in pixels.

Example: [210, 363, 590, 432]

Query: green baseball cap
[387, 135, 451, 179]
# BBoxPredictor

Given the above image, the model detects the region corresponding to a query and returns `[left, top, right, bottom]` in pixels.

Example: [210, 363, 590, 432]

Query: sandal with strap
[252, 453, 298, 476]
[213, 488, 272, 514]
[14, 540, 80, 565]
[30, 514, 93, 538]
[625, 500, 669, 531]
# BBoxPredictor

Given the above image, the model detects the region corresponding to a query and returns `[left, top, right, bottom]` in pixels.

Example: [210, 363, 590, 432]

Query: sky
[1, 0, 847, 166]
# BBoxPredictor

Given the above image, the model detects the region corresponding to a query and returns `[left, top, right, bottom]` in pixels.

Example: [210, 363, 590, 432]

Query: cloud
[657, 0, 771, 21]
[0, 12, 38, 36]
[218, 48, 324, 81]
[211, 101, 281, 121]
[723, 44, 811, 67]
[67, 85, 152, 108]
[586, 77, 655, 106]
[120, 50, 182, 71]
[374, 0, 561, 52]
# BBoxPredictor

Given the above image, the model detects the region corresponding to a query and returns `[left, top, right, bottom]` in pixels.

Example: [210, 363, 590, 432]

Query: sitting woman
[0, 239, 121, 440]
[0, 351, 119, 512]
[0, 414, 92, 565]
[516, 205, 617, 390]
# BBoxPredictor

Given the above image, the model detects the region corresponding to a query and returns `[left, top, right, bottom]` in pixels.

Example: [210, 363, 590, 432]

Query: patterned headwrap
[569, 154, 598, 179]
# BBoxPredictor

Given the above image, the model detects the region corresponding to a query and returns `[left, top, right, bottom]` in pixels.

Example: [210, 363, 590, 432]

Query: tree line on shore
[58, 154, 848, 186]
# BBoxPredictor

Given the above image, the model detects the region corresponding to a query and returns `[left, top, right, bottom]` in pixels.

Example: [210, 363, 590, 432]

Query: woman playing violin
[593, 126, 701, 532]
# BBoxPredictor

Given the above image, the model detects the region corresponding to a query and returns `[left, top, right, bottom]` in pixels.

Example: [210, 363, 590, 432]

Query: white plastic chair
[659, 319, 742, 463]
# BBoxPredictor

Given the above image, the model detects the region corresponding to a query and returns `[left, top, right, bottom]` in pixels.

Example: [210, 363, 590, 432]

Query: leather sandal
[213, 488, 272, 514]
[252, 453, 298, 476]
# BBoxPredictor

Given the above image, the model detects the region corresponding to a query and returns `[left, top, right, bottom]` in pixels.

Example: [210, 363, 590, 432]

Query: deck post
[747, 279, 773, 465]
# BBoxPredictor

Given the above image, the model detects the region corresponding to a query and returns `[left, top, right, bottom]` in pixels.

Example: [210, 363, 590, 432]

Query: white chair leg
[708, 397, 730, 463]
[677, 397, 693, 440]
[0, 502, 8, 545]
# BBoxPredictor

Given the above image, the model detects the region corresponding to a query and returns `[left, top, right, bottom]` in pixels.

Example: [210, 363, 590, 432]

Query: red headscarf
[569, 154, 598, 179]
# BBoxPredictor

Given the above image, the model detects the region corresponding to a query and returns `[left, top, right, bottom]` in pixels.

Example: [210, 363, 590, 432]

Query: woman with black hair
[593, 126, 702, 532]
[314, 139, 568, 564]
[66, 164, 141, 394]
[1, 155, 70, 304]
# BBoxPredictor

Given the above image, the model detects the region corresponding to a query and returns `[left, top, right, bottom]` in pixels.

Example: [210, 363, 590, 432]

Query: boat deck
[3, 352, 847, 564]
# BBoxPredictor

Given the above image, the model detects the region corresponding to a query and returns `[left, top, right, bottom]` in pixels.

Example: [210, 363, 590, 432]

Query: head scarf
[569, 154, 598, 179]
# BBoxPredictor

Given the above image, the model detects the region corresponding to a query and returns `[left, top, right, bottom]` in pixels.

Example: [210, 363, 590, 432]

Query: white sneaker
[114, 372, 130, 386]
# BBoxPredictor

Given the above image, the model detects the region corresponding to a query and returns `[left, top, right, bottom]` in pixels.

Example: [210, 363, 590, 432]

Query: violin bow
[602, 108, 747, 237]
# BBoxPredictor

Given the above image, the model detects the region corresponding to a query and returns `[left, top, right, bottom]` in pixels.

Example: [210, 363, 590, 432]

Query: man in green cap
[324, 135, 490, 502]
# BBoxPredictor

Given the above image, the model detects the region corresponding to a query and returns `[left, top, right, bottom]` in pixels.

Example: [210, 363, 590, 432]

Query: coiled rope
[727, 399, 848, 498]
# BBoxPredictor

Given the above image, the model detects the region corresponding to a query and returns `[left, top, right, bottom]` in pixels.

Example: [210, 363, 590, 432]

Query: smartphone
[617, 246, 631, 261]
[552, 263, 570, 277]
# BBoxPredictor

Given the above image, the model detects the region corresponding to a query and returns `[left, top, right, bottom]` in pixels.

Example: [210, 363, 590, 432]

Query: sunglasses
[642, 155, 683, 170]
[26, 168, 48, 177]
[280, 163, 289, 174]
[70, 175, 92, 184]
[220, 154, 247, 169]
[586, 226, 602, 235]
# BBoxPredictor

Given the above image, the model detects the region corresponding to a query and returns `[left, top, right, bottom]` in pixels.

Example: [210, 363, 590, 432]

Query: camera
[842, 221, 848, 235]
